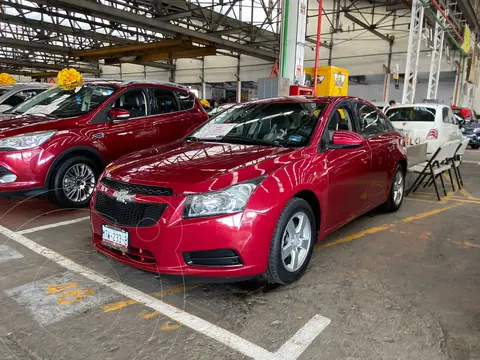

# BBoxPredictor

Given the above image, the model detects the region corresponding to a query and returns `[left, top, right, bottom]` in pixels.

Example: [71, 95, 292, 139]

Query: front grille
[183, 249, 243, 267]
[94, 191, 167, 227]
[101, 177, 173, 196]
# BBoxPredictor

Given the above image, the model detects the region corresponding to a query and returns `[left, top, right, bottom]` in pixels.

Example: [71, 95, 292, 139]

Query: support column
[279, 0, 307, 84]
[402, 0, 424, 104]
[236, 55, 241, 103]
[169, 60, 175, 83]
[459, 54, 467, 105]
[427, 10, 445, 100]
[201, 57, 206, 99]
[383, 40, 393, 103]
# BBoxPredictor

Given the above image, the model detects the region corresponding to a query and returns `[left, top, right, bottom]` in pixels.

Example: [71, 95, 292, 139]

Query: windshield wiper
[28, 113, 58, 119]
[220, 136, 280, 147]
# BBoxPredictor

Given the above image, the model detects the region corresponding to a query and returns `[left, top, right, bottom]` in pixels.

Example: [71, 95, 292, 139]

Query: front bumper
[90, 187, 275, 278]
[0, 148, 52, 194]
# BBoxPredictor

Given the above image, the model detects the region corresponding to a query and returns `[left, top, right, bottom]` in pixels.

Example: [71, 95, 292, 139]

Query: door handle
[93, 133, 104, 138]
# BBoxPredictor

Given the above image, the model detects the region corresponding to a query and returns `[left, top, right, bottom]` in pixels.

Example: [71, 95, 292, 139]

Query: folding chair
[423, 139, 460, 192]
[406, 141, 458, 201]
[450, 138, 470, 189]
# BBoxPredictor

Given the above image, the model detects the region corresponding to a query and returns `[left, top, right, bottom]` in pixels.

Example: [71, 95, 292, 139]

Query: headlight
[183, 178, 265, 218]
[0, 131, 56, 150]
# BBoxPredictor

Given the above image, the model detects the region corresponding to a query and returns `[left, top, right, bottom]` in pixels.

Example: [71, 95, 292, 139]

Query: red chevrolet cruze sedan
[91, 96, 407, 284]
[0, 80, 207, 207]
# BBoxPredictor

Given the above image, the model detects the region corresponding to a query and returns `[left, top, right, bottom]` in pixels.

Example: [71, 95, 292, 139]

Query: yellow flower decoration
[57, 68, 84, 91]
[0, 73, 16, 85]
[200, 99, 211, 108]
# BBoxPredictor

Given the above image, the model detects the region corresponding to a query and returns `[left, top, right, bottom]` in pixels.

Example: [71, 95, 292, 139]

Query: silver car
[0, 83, 51, 113]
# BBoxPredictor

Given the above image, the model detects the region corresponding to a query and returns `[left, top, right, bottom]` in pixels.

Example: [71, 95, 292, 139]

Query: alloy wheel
[393, 170, 404, 206]
[281, 211, 312, 272]
[62, 163, 96, 203]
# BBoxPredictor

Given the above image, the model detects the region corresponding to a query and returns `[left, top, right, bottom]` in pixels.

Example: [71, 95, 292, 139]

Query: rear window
[386, 106, 436, 122]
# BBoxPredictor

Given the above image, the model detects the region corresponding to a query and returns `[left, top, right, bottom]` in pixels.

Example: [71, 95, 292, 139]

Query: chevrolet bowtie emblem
[112, 190, 134, 204]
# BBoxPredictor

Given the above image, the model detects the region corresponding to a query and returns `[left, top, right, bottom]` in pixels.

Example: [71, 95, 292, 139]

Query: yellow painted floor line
[102, 283, 200, 313]
[315, 203, 463, 250]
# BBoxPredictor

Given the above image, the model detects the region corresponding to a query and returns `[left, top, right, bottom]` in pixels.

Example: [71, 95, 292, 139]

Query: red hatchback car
[91, 96, 407, 284]
[0, 80, 208, 207]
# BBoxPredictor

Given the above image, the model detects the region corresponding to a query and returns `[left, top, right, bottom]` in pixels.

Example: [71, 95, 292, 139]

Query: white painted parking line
[462, 160, 480, 165]
[274, 314, 331, 359]
[0, 245, 24, 263]
[17, 216, 90, 235]
[0, 224, 331, 360]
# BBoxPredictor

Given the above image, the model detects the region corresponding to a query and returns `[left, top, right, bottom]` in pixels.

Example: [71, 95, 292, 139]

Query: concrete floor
[0, 151, 479, 360]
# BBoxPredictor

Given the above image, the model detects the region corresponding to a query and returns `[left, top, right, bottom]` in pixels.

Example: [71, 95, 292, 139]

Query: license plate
[102, 224, 129, 253]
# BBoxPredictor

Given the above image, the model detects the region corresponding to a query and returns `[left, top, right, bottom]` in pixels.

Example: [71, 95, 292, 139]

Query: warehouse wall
[349, 77, 456, 105]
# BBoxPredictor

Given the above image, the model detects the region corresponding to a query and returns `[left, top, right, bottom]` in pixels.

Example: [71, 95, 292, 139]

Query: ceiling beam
[0, 14, 132, 44]
[343, 12, 393, 43]
[136, 47, 217, 62]
[305, 36, 333, 50]
[456, 0, 480, 32]
[128, 61, 175, 70]
[1, 38, 70, 55]
[43, 0, 277, 61]
[0, 58, 101, 74]
[71, 39, 189, 59]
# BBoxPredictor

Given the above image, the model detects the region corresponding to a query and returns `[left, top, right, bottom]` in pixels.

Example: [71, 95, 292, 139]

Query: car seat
[263, 115, 291, 142]
[123, 92, 146, 118]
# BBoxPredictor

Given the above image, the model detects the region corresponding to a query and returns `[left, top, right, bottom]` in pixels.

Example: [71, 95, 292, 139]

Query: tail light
[426, 129, 438, 140]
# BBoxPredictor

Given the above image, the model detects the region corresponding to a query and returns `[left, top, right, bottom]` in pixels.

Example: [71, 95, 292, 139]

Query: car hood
[0, 115, 69, 136]
[104, 141, 303, 194]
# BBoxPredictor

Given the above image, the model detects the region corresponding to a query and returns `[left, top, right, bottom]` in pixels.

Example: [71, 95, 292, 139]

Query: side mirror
[109, 108, 130, 121]
[329, 130, 366, 149]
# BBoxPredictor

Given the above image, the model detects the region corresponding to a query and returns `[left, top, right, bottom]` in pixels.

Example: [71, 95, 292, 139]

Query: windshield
[386, 106, 436, 122]
[208, 103, 234, 116]
[188, 101, 326, 147]
[11, 84, 117, 118]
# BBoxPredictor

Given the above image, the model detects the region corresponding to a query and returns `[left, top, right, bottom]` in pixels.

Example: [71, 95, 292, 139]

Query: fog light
[0, 174, 17, 183]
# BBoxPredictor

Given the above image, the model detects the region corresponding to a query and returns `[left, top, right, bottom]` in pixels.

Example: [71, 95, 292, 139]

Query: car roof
[119, 80, 190, 91]
[385, 103, 443, 110]
[242, 95, 354, 105]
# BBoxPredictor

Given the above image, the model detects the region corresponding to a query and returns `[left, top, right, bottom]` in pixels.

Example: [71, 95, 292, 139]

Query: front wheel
[50, 156, 98, 208]
[471, 144, 479, 150]
[263, 198, 315, 284]
[382, 164, 405, 212]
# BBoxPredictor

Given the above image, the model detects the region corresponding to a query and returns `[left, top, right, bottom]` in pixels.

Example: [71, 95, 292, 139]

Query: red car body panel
[0, 83, 208, 195]
[91, 96, 407, 278]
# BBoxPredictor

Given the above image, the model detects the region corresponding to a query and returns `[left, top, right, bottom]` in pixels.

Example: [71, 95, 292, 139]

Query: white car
[385, 103, 462, 154]
[0, 83, 50, 113]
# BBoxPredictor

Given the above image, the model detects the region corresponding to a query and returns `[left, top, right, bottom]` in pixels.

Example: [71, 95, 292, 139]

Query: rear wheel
[263, 198, 315, 284]
[49, 156, 98, 208]
[382, 164, 405, 212]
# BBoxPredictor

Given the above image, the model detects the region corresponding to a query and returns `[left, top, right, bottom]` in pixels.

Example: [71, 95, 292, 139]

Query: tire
[49, 155, 98, 208]
[382, 163, 405, 212]
[263, 198, 316, 284]
[471, 145, 479, 150]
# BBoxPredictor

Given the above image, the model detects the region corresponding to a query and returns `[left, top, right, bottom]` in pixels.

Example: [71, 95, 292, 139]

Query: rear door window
[386, 107, 436, 122]
[152, 89, 178, 114]
[176, 92, 195, 110]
